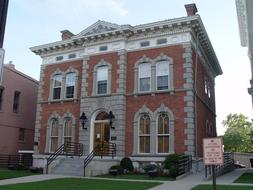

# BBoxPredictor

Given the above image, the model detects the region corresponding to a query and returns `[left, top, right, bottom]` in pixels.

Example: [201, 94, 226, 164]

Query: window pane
[51, 120, 59, 136]
[139, 63, 151, 78]
[66, 86, 74, 98]
[64, 120, 72, 137]
[97, 80, 107, 94]
[158, 114, 169, 134]
[66, 73, 75, 87]
[53, 75, 62, 87]
[53, 88, 61, 99]
[97, 67, 108, 81]
[156, 61, 169, 76]
[140, 114, 150, 134]
[140, 77, 150, 91]
[157, 76, 168, 90]
[139, 136, 150, 153]
[158, 136, 169, 153]
[50, 138, 58, 152]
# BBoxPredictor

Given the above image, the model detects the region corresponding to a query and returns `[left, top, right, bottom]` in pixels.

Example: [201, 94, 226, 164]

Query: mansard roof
[30, 16, 222, 76]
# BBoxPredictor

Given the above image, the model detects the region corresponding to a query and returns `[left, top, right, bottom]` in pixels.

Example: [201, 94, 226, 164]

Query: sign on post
[0, 48, 4, 85]
[203, 137, 224, 165]
[203, 137, 224, 190]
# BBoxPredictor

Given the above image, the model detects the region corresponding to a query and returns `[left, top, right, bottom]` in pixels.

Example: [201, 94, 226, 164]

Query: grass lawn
[0, 169, 37, 180]
[0, 178, 161, 190]
[234, 173, 253, 183]
[96, 174, 175, 181]
[192, 185, 253, 190]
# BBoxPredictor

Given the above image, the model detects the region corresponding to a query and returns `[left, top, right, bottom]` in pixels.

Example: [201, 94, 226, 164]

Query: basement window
[68, 53, 76, 59]
[140, 41, 150, 47]
[56, 56, 63, 61]
[99, 46, 108, 51]
[157, 38, 167, 45]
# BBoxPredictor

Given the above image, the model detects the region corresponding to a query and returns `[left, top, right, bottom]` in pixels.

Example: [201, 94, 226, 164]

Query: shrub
[109, 165, 124, 175]
[163, 154, 185, 178]
[120, 157, 134, 172]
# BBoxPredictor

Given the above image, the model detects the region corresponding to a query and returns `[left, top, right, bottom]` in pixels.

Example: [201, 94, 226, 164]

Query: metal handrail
[46, 142, 83, 174]
[83, 141, 116, 176]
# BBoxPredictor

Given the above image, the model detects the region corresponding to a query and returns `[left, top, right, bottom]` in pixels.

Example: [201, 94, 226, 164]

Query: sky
[2, 0, 252, 135]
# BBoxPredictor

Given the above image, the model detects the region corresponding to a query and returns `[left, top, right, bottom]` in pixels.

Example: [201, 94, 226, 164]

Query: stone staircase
[51, 157, 84, 176]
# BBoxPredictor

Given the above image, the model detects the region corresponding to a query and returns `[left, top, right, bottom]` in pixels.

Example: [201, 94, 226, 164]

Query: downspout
[194, 32, 200, 172]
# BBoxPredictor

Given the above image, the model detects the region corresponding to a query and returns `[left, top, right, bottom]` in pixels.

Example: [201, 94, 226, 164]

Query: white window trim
[156, 60, 170, 91]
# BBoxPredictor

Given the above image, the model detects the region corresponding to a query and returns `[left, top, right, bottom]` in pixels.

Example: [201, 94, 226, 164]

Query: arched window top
[154, 53, 173, 64]
[96, 111, 109, 120]
[157, 113, 169, 134]
[139, 113, 150, 135]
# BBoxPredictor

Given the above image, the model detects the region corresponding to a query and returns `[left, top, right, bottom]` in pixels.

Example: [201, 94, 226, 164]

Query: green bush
[163, 154, 185, 178]
[120, 157, 134, 172]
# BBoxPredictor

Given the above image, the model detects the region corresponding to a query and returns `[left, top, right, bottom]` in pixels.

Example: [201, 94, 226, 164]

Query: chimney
[60, 30, 74, 40]
[5, 61, 15, 69]
[185, 3, 198, 16]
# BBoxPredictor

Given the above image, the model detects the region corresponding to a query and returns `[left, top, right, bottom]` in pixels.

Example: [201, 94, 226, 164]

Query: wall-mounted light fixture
[80, 112, 88, 130]
[108, 111, 115, 129]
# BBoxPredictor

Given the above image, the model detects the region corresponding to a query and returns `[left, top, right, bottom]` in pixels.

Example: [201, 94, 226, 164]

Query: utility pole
[0, 0, 9, 84]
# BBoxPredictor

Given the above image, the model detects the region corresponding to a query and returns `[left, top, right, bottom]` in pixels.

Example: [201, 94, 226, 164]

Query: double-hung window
[97, 66, 108, 94]
[50, 119, 59, 152]
[139, 63, 151, 92]
[156, 61, 169, 90]
[65, 73, 76, 99]
[53, 74, 62, 100]
[157, 113, 169, 153]
[13, 91, 21, 113]
[139, 114, 150, 153]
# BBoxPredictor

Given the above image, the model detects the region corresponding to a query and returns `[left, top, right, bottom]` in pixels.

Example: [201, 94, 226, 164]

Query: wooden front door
[93, 122, 110, 149]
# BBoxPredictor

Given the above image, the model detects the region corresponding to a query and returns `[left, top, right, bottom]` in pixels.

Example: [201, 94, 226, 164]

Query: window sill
[134, 89, 174, 96]
[90, 94, 111, 98]
[47, 98, 79, 104]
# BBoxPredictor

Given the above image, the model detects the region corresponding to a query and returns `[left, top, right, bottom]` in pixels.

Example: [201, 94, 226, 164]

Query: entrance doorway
[91, 111, 111, 155]
[93, 122, 110, 148]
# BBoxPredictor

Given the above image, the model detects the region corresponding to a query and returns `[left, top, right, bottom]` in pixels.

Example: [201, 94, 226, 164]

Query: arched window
[97, 66, 108, 94]
[139, 63, 151, 92]
[139, 114, 150, 153]
[156, 60, 170, 90]
[50, 119, 59, 152]
[53, 74, 62, 99]
[157, 113, 169, 153]
[65, 72, 76, 99]
[63, 118, 72, 144]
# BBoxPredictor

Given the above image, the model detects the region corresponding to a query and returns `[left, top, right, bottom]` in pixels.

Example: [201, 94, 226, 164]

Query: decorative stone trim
[116, 50, 127, 94]
[34, 65, 46, 154]
[45, 112, 62, 153]
[183, 43, 195, 157]
[63, 111, 76, 143]
[133, 104, 175, 155]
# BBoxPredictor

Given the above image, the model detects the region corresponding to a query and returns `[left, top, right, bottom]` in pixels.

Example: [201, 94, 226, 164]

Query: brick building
[31, 4, 222, 175]
[0, 63, 38, 154]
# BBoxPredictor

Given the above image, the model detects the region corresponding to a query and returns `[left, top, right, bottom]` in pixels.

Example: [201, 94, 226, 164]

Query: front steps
[51, 157, 84, 176]
[49, 156, 120, 176]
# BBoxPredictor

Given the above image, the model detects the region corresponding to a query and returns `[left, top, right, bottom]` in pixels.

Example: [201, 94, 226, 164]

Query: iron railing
[0, 154, 33, 169]
[46, 142, 83, 174]
[83, 141, 116, 176]
[175, 155, 192, 176]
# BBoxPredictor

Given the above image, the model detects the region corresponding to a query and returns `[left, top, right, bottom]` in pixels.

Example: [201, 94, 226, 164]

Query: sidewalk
[0, 168, 251, 190]
[149, 168, 249, 190]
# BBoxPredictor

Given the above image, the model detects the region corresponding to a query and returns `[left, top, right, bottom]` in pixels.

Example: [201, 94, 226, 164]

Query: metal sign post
[203, 137, 224, 190]
[0, 48, 4, 85]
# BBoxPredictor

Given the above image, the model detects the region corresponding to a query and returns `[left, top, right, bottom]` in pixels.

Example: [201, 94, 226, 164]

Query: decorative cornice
[30, 15, 222, 76]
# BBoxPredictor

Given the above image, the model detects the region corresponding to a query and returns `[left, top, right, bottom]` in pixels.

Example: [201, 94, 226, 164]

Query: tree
[222, 113, 253, 153]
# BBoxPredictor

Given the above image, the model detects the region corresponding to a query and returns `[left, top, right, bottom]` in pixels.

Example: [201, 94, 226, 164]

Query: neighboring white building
[236, 0, 253, 104]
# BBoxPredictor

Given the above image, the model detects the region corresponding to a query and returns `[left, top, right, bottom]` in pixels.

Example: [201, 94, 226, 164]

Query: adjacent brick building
[0, 63, 38, 154]
[31, 4, 222, 173]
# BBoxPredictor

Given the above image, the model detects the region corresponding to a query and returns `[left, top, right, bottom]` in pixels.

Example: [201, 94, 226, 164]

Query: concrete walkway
[0, 168, 251, 190]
